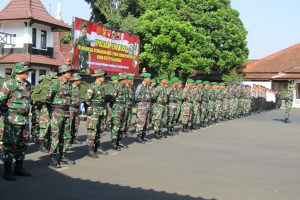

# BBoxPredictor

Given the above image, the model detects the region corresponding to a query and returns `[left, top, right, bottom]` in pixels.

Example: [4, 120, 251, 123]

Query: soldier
[75, 21, 91, 73]
[167, 78, 180, 134]
[85, 69, 109, 158]
[105, 76, 118, 131]
[148, 79, 157, 125]
[152, 75, 168, 138]
[181, 79, 194, 132]
[124, 74, 135, 136]
[47, 65, 75, 168]
[200, 81, 211, 127]
[70, 73, 82, 144]
[191, 80, 203, 129]
[135, 73, 152, 143]
[111, 73, 128, 150]
[284, 83, 294, 123]
[0, 63, 32, 180]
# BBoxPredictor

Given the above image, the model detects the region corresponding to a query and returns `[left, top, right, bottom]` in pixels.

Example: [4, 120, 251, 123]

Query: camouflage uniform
[70, 73, 81, 144]
[135, 73, 152, 142]
[111, 74, 128, 150]
[284, 85, 294, 123]
[214, 86, 223, 123]
[167, 80, 180, 133]
[0, 63, 32, 180]
[200, 82, 210, 126]
[124, 75, 135, 136]
[75, 21, 91, 72]
[85, 70, 108, 157]
[180, 79, 194, 131]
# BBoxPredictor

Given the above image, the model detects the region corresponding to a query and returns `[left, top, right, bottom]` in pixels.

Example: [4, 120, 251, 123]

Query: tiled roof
[245, 73, 277, 80]
[272, 74, 300, 79]
[243, 43, 300, 73]
[0, 0, 70, 30]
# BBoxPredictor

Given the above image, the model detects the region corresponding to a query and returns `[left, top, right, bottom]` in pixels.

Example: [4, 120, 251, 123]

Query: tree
[221, 69, 245, 82]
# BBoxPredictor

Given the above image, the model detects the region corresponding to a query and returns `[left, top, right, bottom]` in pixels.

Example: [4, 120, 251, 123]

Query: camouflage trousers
[31, 105, 40, 137]
[191, 102, 200, 125]
[124, 106, 133, 133]
[200, 102, 208, 124]
[246, 99, 252, 114]
[1, 120, 29, 162]
[135, 102, 150, 134]
[214, 100, 222, 120]
[70, 106, 80, 141]
[176, 102, 182, 123]
[168, 102, 178, 129]
[105, 107, 112, 130]
[222, 99, 230, 118]
[228, 99, 235, 117]
[152, 103, 167, 131]
[285, 100, 293, 120]
[180, 101, 192, 125]
[207, 101, 215, 122]
[49, 108, 71, 154]
[111, 103, 126, 140]
[86, 106, 106, 149]
[38, 105, 51, 142]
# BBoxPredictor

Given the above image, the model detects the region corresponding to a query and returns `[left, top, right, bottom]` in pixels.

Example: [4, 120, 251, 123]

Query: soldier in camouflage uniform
[111, 73, 128, 150]
[75, 21, 91, 73]
[245, 85, 252, 115]
[135, 73, 152, 143]
[284, 83, 294, 123]
[152, 75, 168, 138]
[200, 81, 211, 127]
[148, 79, 157, 125]
[47, 65, 75, 168]
[70, 73, 82, 144]
[191, 80, 203, 129]
[0, 63, 32, 180]
[207, 82, 215, 125]
[214, 83, 223, 123]
[166, 78, 180, 134]
[180, 79, 194, 132]
[124, 74, 135, 136]
[85, 69, 109, 158]
[105, 76, 118, 131]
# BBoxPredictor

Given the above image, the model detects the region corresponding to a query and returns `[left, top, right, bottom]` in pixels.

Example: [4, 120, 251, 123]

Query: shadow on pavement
[0, 159, 216, 200]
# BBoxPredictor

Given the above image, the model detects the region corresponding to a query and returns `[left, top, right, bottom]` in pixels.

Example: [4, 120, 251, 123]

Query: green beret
[15, 62, 32, 74]
[159, 75, 166, 80]
[118, 73, 128, 80]
[219, 83, 225, 86]
[150, 79, 156, 83]
[178, 80, 182, 84]
[171, 77, 180, 83]
[111, 76, 118, 81]
[203, 81, 210, 85]
[81, 21, 88, 29]
[186, 79, 194, 84]
[168, 80, 172, 84]
[141, 73, 151, 78]
[127, 74, 134, 80]
[92, 69, 107, 77]
[210, 82, 217, 85]
[195, 80, 202, 85]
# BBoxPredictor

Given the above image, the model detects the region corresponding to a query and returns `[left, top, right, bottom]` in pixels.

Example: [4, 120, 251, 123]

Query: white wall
[0, 22, 26, 48]
[31, 23, 53, 49]
[242, 81, 272, 89]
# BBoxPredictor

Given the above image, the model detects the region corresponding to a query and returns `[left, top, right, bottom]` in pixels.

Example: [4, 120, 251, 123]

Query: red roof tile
[243, 43, 300, 73]
[245, 73, 277, 80]
[0, 0, 71, 30]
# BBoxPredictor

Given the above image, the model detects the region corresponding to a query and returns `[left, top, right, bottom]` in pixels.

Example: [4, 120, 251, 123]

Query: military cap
[171, 77, 180, 83]
[219, 83, 225, 86]
[58, 65, 72, 74]
[210, 82, 217, 85]
[168, 80, 172, 84]
[111, 76, 118, 81]
[39, 75, 46, 82]
[202, 81, 210, 85]
[186, 79, 194, 84]
[150, 79, 156, 83]
[14, 62, 32, 74]
[81, 21, 88, 29]
[158, 75, 166, 80]
[49, 71, 58, 79]
[71, 73, 81, 81]
[141, 73, 151, 78]
[127, 74, 134, 80]
[178, 80, 182, 84]
[195, 80, 203, 85]
[118, 73, 128, 80]
[92, 69, 107, 77]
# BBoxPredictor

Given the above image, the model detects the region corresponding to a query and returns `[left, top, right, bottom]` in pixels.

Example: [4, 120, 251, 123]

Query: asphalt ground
[0, 108, 300, 200]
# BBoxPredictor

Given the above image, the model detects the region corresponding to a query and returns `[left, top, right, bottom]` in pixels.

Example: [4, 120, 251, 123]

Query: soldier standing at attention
[47, 65, 75, 168]
[181, 79, 194, 132]
[111, 73, 128, 150]
[70, 73, 82, 144]
[167, 78, 180, 134]
[135, 73, 152, 143]
[124, 74, 135, 136]
[0, 63, 32, 180]
[85, 69, 108, 158]
[284, 83, 294, 123]
[152, 75, 168, 139]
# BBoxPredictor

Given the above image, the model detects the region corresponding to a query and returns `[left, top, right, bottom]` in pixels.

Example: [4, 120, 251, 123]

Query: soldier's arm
[84, 85, 94, 106]
[46, 81, 59, 104]
[0, 80, 12, 104]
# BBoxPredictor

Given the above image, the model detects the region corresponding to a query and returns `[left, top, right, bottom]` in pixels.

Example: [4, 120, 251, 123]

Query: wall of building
[242, 81, 272, 89]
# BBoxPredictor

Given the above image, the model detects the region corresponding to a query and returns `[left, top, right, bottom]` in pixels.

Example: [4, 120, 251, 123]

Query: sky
[1, 0, 300, 59]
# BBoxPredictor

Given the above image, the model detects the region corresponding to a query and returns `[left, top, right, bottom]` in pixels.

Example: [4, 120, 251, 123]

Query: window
[296, 83, 300, 99]
[41, 30, 47, 49]
[39, 70, 46, 76]
[32, 28, 37, 48]
[5, 68, 12, 77]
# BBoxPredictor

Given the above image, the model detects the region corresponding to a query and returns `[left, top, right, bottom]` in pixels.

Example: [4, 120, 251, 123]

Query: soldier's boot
[190, 123, 195, 130]
[285, 118, 289, 123]
[88, 146, 99, 158]
[60, 153, 76, 165]
[14, 160, 31, 177]
[50, 155, 61, 168]
[136, 133, 144, 143]
[3, 161, 16, 181]
[181, 124, 187, 133]
[167, 128, 173, 136]
[118, 133, 128, 149]
[154, 131, 162, 140]
[39, 140, 48, 153]
[95, 143, 108, 155]
[112, 138, 121, 151]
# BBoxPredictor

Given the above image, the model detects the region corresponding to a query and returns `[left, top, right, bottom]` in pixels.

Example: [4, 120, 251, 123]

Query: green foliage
[221, 69, 245, 83]
[60, 32, 73, 44]
[85, 0, 249, 77]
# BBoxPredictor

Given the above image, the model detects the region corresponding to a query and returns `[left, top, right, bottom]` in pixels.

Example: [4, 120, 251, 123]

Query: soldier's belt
[8, 108, 29, 115]
[52, 105, 69, 111]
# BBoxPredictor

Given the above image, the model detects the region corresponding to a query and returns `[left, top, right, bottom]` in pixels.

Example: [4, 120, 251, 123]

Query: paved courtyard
[1, 108, 300, 200]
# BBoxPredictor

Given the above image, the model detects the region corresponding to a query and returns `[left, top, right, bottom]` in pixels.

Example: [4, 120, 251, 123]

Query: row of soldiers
[0, 63, 270, 181]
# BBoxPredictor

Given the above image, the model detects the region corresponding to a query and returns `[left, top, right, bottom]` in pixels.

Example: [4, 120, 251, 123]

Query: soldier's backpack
[32, 78, 53, 103]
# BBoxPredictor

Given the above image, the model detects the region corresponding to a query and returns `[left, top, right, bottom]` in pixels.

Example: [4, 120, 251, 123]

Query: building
[0, 0, 72, 85]
[243, 43, 300, 108]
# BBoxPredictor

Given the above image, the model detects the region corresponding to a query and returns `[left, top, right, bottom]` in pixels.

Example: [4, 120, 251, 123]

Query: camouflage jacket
[47, 79, 71, 106]
[112, 83, 127, 104]
[71, 84, 81, 107]
[181, 86, 194, 103]
[125, 84, 135, 106]
[135, 82, 151, 103]
[0, 77, 31, 125]
[85, 82, 106, 106]
[152, 85, 168, 104]
[215, 89, 223, 101]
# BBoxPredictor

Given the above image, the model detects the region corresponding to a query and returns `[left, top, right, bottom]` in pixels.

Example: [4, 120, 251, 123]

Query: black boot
[167, 128, 174, 136]
[3, 161, 16, 181]
[60, 153, 76, 165]
[136, 133, 144, 143]
[118, 132, 128, 149]
[112, 139, 121, 151]
[39, 140, 48, 153]
[181, 124, 187, 133]
[154, 131, 161, 139]
[190, 123, 194, 130]
[50, 154, 61, 168]
[14, 160, 31, 177]
[88, 146, 99, 158]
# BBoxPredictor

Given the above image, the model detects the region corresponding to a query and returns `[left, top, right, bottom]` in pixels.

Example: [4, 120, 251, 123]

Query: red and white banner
[72, 17, 140, 76]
